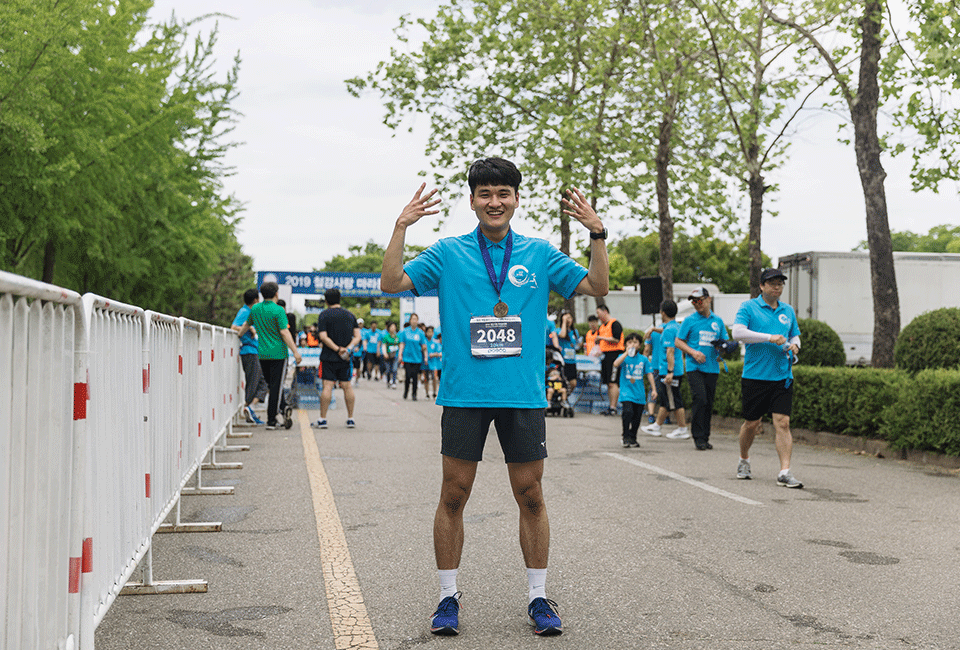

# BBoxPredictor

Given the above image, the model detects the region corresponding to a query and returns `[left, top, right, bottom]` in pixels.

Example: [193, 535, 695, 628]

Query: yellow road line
[299, 409, 379, 649]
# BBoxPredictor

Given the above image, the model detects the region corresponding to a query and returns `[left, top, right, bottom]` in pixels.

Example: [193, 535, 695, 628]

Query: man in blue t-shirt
[642, 299, 690, 439]
[364, 321, 382, 380]
[381, 157, 609, 637]
[732, 268, 803, 488]
[398, 314, 428, 400]
[231, 288, 269, 425]
[676, 287, 728, 450]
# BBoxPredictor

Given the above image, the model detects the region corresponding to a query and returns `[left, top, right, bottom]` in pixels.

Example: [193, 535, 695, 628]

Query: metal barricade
[2, 271, 245, 650]
[0, 271, 84, 650]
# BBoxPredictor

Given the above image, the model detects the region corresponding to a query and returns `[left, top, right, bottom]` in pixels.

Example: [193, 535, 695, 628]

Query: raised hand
[398, 183, 441, 228]
[560, 187, 603, 234]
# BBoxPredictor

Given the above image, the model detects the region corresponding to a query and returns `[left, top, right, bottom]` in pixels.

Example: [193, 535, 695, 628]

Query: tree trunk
[42, 239, 56, 284]
[656, 101, 677, 301]
[747, 167, 764, 298]
[853, 0, 899, 367]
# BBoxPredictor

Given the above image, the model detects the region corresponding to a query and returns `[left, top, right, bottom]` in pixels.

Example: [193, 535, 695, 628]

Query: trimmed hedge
[684, 362, 959, 456]
[880, 369, 960, 456]
[796, 319, 846, 367]
[894, 307, 960, 372]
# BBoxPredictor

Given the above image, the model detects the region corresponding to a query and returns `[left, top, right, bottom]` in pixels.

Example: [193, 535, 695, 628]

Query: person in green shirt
[236, 281, 301, 429]
[379, 321, 401, 388]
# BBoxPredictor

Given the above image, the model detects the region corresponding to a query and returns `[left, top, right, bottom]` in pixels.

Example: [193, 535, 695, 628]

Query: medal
[476, 226, 514, 318]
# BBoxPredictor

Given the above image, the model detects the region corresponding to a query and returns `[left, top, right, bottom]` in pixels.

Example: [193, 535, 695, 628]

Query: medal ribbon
[476, 225, 513, 299]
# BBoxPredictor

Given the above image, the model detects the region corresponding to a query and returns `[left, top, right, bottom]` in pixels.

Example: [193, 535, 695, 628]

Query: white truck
[778, 251, 960, 365]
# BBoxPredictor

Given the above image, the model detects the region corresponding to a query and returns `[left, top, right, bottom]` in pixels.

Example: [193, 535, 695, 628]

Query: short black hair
[324, 288, 341, 305]
[625, 332, 642, 344]
[243, 288, 259, 306]
[660, 299, 678, 318]
[596, 304, 610, 314]
[468, 157, 522, 194]
[587, 315, 599, 322]
[260, 282, 279, 300]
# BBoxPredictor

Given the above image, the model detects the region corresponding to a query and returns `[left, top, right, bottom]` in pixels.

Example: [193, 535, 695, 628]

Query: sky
[149, 0, 959, 278]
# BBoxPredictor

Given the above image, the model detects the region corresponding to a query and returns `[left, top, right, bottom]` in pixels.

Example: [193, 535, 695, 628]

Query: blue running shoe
[430, 594, 461, 635]
[528, 597, 562, 636]
[246, 406, 263, 425]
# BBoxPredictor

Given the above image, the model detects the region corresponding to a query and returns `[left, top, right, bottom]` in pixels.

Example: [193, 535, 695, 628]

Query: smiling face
[761, 278, 785, 303]
[470, 184, 518, 241]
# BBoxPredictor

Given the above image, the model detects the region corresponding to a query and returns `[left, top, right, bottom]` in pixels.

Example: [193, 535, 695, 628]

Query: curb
[712, 415, 960, 473]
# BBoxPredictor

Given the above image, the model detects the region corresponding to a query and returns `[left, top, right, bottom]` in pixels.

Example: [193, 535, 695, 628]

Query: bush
[790, 366, 908, 436]
[796, 319, 846, 367]
[894, 307, 960, 372]
[881, 369, 960, 455]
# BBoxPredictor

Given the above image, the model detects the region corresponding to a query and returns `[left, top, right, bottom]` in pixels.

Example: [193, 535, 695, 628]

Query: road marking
[603, 452, 765, 507]
[299, 409, 380, 649]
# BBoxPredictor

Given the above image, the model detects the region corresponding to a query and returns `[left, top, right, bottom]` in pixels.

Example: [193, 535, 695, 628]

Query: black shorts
[741, 377, 794, 421]
[563, 363, 577, 381]
[656, 376, 685, 410]
[322, 359, 352, 382]
[364, 351, 379, 365]
[600, 351, 621, 384]
[440, 407, 547, 464]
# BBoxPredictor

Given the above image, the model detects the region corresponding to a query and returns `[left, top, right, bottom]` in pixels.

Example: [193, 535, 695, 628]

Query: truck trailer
[778, 251, 960, 365]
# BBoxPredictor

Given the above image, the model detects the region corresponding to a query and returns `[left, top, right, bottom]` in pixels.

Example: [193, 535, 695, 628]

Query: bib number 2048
[470, 316, 522, 358]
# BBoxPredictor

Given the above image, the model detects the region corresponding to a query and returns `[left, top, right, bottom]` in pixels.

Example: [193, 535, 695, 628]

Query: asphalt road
[96, 378, 960, 650]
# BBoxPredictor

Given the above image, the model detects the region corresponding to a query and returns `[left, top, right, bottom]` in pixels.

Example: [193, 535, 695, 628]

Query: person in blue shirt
[231, 288, 268, 425]
[351, 320, 365, 385]
[398, 313, 428, 400]
[675, 287, 728, 450]
[424, 326, 443, 399]
[363, 321, 382, 380]
[613, 333, 657, 448]
[643, 300, 689, 439]
[732, 268, 803, 488]
[556, 311, 581, 391]
[381, 157, 609, 637]
[643, 325, 661, 423]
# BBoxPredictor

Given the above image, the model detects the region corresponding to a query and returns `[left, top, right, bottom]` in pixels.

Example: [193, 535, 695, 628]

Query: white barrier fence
[0, 271, 244, 650]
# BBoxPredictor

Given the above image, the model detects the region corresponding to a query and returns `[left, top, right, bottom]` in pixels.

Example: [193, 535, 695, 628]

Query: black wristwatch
[590, 227, 608, 240]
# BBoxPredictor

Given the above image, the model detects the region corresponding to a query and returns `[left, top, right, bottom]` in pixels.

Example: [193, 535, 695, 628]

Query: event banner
[256, 271, 436, 298]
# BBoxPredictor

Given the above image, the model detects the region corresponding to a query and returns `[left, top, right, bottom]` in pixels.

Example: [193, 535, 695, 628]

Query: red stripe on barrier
[73, 383, 88, 420]
[198, 350, 202, 366]
[142, 366, 150, 393]
[69, 557, 82, 593]
[198, 422, 201, 437]
[211, 349, 215, 362]
[145, 473, 151, 498]
[82, 538, 93, 573]
[179, 355, 183, 374]
[212, 408, 215, 421]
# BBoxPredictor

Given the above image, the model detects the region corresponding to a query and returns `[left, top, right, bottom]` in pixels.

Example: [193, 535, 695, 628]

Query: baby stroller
[545, 345, 574, 418]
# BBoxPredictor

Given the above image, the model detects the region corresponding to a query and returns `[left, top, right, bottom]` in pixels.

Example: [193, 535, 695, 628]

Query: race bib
[562, 347, 576, 361]
[470, 316, 522, 358]
[699, 331, 717, 348]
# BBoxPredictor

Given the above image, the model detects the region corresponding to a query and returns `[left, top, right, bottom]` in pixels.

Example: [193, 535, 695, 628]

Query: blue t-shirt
[399, 326, 427, 363]
[660, 320, 684, 377]
[618, 353, 652, 404]
[735, 296, 801, 381]
[404, 228, 588, 408]
[649, 330, 663, 375]
[677, 311, 727, 374]
[232, 305, 258, 355]
[427, 338, 443, 371]
[557, 327, 581, 364]
[365, 329, 381, 353]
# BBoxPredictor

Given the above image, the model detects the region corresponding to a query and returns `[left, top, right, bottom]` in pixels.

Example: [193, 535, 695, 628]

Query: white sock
[527, 568, 547, 603]
[740, 457, 749, 462]
[778, 468, 790, 477]
[439, 569, 459, 600]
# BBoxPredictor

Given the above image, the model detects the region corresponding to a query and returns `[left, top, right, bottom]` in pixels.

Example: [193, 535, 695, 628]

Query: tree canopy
[856, 224, 960, 254]
[0, 0, 250, 325]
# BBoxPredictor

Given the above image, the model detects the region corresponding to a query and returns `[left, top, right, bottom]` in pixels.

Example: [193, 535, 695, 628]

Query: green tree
[769, 0, 901, 367]
[614, 226, 771, 293]
[0, 1, 247, 318]
[855, 224, 960, 253]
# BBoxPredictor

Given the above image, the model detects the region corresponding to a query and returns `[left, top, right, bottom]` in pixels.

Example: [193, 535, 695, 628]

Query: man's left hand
[561, 188, 604, 234]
